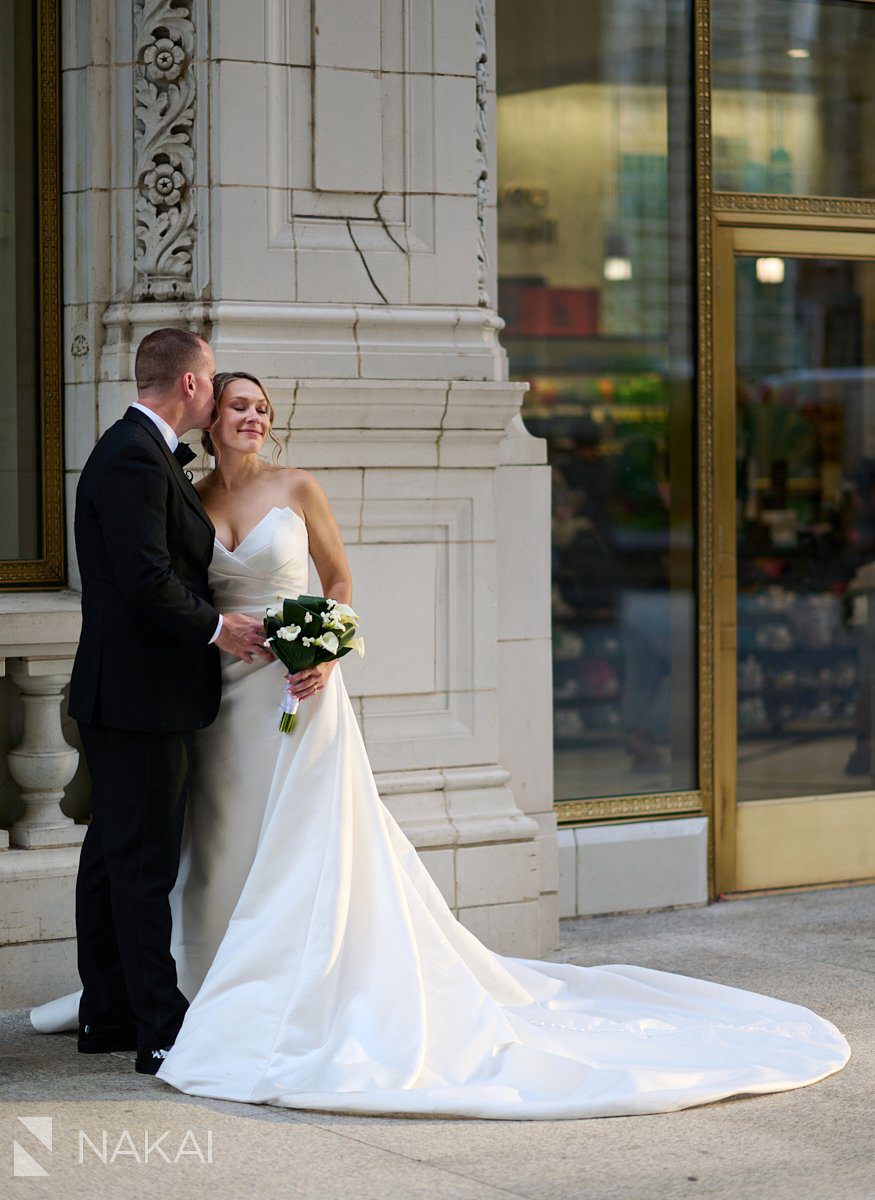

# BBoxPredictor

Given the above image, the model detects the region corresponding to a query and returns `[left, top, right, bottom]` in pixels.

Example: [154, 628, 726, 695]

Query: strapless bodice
[209, 506, 310, 618]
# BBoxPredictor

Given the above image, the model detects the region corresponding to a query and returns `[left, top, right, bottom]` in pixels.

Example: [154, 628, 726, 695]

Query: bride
[31, 371, 850, 1120]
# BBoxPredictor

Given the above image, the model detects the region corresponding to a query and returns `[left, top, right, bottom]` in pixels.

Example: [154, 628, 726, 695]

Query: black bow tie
[173, 442, 197, 468]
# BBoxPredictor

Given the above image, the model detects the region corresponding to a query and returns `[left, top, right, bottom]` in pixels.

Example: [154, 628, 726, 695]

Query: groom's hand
[216, 613, 272, 663]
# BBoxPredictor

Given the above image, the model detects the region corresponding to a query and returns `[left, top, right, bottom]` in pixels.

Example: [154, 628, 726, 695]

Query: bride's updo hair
[202, 371, 283, 463]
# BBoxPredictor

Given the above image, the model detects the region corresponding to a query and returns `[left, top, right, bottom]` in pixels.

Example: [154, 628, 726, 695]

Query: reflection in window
[496, 0, 697, 802]
[0, 0, 39, 562]
[712, 0, 875, 198]
[736, 258, 875, 800]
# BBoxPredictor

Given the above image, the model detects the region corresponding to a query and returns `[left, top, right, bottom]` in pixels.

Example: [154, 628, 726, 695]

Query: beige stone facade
[0, 0, 558, 1006]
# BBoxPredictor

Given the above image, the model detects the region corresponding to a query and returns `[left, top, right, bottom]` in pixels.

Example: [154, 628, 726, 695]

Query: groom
[68, 327, 269, 1075]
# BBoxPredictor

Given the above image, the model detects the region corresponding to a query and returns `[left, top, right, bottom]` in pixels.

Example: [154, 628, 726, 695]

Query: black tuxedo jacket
[68, 406, 222, 733]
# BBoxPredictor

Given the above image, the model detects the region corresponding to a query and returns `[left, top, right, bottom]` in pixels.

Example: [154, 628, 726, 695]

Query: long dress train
[31, 506, 850, 1119]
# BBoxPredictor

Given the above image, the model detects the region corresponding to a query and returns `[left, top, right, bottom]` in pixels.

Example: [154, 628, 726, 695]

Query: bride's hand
[287, 660, 335, 700]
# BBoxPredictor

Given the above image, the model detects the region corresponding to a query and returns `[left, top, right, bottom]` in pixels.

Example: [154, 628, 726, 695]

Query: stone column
[7, 658, 85, 849]
[81, 0, 555, 954]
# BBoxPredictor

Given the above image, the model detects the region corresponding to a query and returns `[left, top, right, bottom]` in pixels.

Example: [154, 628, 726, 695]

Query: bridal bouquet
[263, 595, 364, 732]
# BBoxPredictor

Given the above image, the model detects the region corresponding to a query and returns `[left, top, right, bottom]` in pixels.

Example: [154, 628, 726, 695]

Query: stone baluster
[7, 657, 85, 849]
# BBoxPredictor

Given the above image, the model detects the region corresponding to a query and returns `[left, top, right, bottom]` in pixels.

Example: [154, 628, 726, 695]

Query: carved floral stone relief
[133, 0, 196, 300]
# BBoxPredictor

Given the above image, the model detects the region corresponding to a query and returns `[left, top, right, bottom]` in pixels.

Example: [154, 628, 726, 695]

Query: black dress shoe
[78, 1020, 138, 1054]
[135, 1045, 173, 1075]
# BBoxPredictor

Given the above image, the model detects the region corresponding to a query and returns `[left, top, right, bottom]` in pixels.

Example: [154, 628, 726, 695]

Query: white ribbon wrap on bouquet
[280, 681, 300, 720]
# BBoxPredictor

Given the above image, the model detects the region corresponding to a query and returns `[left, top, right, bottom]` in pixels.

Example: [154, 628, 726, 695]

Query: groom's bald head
[135, 328, 210, 396]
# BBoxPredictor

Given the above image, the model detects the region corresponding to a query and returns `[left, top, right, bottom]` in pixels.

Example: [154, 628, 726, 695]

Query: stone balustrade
[0, 591, 85, 850]
[0, 593, 86, 1005]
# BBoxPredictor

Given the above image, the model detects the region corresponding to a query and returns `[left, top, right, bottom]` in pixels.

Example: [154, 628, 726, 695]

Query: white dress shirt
[130, 400, 179, 451]
[129, 401, 223, 645]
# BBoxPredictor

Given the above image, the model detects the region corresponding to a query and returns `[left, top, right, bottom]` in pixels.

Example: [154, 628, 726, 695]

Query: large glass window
[0, 0, 39, 562]
[496, 0, 697, 802]
[0, 0, 63, 587]
[712, 0, 875, 198]
[736, 255, 875, 800]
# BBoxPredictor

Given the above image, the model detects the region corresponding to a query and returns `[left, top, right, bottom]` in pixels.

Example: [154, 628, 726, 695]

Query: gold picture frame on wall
[0, 0, 65, 589]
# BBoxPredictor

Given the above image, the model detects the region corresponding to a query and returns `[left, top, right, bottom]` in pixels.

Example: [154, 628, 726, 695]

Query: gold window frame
[711, 208, 875, 895]
[559, 0, 875, 903]
[0, 0, 64, 589]
[554, 0, 713, 847]
[705, 0, 875, 897]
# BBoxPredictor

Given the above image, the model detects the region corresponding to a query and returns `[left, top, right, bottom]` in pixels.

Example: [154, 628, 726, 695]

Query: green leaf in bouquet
[268, 638, 316, 671]
[281, 598, 311, 627]
[297, 595, 332, 616]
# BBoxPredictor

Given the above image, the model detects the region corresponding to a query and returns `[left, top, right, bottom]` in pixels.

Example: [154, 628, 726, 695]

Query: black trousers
[75, 723, 193, 1047]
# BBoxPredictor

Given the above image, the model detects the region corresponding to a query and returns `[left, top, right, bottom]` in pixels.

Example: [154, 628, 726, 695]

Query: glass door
[714, 223, 875, 892]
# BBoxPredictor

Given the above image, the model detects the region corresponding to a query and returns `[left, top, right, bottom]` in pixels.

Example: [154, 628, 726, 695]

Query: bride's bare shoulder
[270, 465, 320, 494]
[280, 467, 333, 519]
[257, 464, 323, 510]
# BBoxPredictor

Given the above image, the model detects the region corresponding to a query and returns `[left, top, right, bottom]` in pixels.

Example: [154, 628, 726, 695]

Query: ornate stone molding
[133, 0, 196, 300]
[376, 766, 540, 850]
[474, 0, 490, 307]
[555, 792, 703, 825]
[171, 301, 507, 382]
[714, 192, 875, 218]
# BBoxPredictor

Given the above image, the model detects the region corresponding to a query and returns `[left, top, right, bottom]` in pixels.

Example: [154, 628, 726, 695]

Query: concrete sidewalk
[1, 885, 872, 1199]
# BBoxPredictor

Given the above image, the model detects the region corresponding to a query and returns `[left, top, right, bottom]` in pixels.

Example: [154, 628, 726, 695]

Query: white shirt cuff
[209, 613, 223, 644]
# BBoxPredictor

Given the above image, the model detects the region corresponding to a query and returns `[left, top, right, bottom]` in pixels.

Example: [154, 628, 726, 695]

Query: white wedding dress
[31, 505, 850, 1119]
